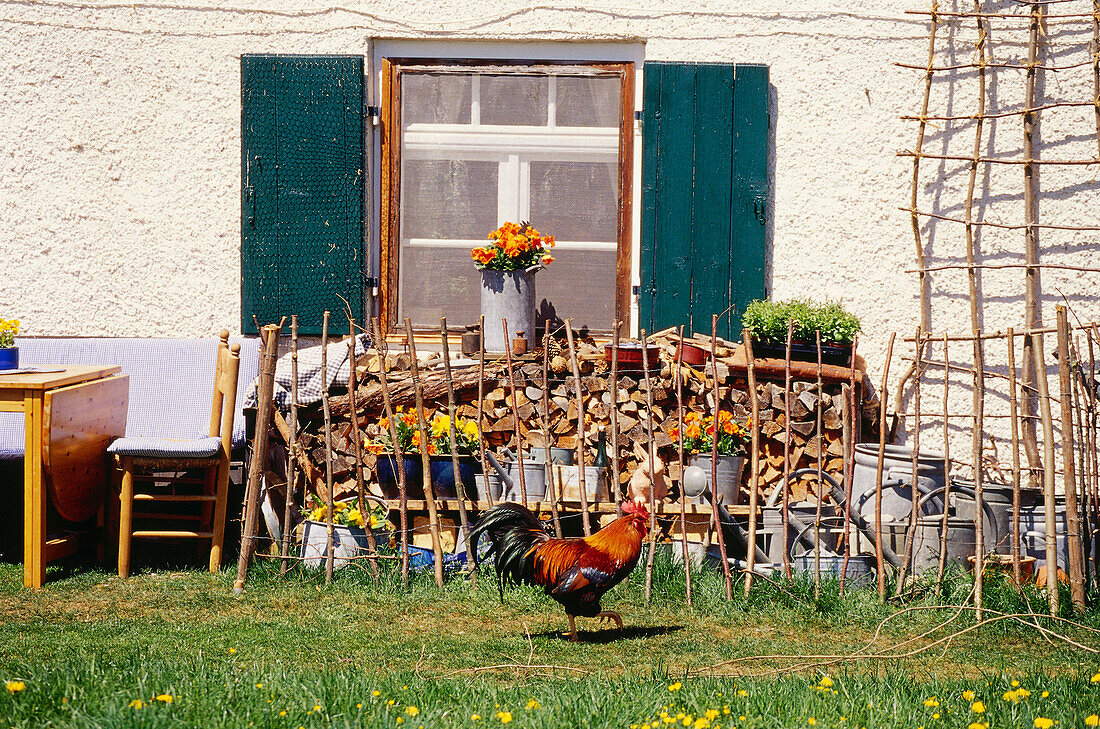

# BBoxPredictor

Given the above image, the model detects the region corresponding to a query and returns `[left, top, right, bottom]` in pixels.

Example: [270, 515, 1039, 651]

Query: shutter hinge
[367, 105, 381, 126]
[632, 285, 641, 296]
[364, 276, 379, 288]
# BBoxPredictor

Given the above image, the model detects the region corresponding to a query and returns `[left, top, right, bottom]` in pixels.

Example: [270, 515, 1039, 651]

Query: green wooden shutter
[640, 62, 768, 340]
[241, 55, 365, 336]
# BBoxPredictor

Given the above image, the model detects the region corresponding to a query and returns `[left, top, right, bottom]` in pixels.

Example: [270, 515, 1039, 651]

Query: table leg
[23, 392, 45, 589]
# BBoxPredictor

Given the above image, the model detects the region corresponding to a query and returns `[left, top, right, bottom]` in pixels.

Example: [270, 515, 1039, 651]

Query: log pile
[280, 330, 872, 505]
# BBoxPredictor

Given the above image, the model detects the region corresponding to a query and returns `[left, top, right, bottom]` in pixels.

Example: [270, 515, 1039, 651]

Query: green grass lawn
[0, 552, 1098, 728]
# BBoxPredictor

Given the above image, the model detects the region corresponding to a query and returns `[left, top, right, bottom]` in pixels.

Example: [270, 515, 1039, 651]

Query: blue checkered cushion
[0, 336, 262, 460]
[107, 436, 223, 459]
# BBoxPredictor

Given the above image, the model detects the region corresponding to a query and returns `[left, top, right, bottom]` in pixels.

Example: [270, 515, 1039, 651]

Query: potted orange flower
[471, 221, 554, 353]
[669, 410, 749, 503]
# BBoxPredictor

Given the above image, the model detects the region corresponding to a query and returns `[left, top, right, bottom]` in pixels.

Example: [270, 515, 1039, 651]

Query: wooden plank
[653, 63, 697, 332]
[0, 365, 121, 391]
[730, 64, 769, 336]
[42, 375, 129, 523]
[23, 391, 45, 588]
[390, 498, 756, 517]
[690, 64, 735, 335]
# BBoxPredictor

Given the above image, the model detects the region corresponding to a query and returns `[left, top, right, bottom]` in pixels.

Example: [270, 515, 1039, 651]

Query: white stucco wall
[2, 0, 1099, 464]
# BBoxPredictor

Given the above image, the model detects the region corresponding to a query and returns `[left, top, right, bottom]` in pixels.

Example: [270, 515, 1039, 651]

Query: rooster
[470, 499, 650, 641]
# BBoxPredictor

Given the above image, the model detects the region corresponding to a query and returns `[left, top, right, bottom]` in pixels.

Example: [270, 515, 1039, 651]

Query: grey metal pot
[481, 267, 538, 353]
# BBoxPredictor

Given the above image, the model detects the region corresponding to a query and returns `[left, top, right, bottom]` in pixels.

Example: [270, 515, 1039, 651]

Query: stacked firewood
[282, 330, 866, 504]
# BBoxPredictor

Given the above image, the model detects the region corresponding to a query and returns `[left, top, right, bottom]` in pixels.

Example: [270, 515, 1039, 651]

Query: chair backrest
[208, 331, 242, 457]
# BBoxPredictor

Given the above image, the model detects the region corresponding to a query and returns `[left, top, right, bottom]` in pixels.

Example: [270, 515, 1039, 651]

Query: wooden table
[0, 365, 127, 588]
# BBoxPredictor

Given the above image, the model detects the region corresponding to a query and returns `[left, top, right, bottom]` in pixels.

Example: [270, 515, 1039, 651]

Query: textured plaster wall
[2, 1, 1099, 460]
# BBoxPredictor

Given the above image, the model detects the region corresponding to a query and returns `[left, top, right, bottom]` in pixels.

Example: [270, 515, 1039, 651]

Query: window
[380, 60, 634, 335]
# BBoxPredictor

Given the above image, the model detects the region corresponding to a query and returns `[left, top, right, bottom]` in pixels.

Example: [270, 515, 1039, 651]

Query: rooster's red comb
[622, 498, 650, 518]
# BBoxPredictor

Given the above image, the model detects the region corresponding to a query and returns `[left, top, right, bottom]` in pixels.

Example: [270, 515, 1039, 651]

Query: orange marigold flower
[668, 426, 680, 440]
[685, 424, 702, 439]
[541, 254, 554, 266]
[723, 421, 736, 435]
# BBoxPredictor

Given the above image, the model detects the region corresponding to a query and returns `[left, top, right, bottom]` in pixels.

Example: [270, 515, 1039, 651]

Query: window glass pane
[398, 245, 481, 327]
[401, 159, 498, 240]
[536, 249, 616, 332]
[529, 161, 618, 242]
[401, 73, 472, 125]
[555, 76, 620, 127]
[481, 75, 548, 126]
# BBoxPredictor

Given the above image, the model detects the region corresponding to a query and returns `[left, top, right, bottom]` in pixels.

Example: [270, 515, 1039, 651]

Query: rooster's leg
[596, 610, 623, 629]
[564, 614, 578, 642]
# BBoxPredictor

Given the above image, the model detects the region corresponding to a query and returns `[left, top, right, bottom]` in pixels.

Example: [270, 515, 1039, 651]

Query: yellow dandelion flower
[924, 698, 940, 708]
[963, 690, 975, 701]
[1034, 718, 1054, 729]
[5, 680, 25, 694]
[228, 648, 236, 654]
[1085, 715, 1099, 727]
[1017, 689, 1031, 699]
[668, 682, 683, 692]
[809, 719, 817, 726]
[373, 690, 382, 697]
[496, 711, 513, 723]
[396, 718, 404, 725]
[255, 683, 263, 689]
[279, 710, 287, 716]
[1041, 691, 1049, 698]
[387, 699, 396, 706]
[472, 714, 481, 721]
[819, 677, 834, 688]
[932, 713, 940, 720]
[129, 699, 145, 709]
[971, 701, 986, 713]
[693, 719, 711, 729]
[1092, 673, 1100, 684]
[705, 710, 720, 721]
[737, 690, 748, 697]
[154, 694, 173, 703]
[406, 706, 419, 716]
[313, 704, 322, 712]
[526, 699, 541, 710]
[968, 723, 988, 729]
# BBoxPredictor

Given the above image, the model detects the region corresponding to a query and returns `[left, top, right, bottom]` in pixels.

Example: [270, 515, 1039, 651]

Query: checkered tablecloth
[244, 333, 371, 411]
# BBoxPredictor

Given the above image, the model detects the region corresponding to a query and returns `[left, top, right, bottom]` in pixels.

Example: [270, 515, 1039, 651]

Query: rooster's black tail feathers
[469, 502, 549, 599]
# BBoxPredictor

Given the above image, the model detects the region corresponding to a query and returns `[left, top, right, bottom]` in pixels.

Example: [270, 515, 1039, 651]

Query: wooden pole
[675, 325, 692, 607]
[234, 323, 280, 592]
[781, 319, 795, 580]
[404, 319, 445, 588]
[972, 331, 986, 621]
[502, 318, 528, 508]
[641, 327, 658, 604]
[1020, 1, 1045, 487]
[1072, 337, 1092, 591]
[1093, 0, 1099, 158]
[280, 317, 299, 577]
[840, 333, 860, 596]
[936, 334, 952, 596]
[1056, 306, 1086, 610]
[711, 314, 733, 601]
[896, 328, 922, 598]
[564, 320, 591, 537]
[610, 321, 622, 513]
[1088, 326, 1099, 586]
[1007, 327, 1023, 586]
[346, 316, 378, 576]
[1033, 333, 1060, 616]
[541, 330, 562, 538]
[744, 329, 762, 597]
[321, 313, 336, 586]
[441, 318, 475, 586]
[814, 331, 824, 599]
[475, 315, 493, 508]
[874, 333, 896, 599]
[372, 317, 409, 589]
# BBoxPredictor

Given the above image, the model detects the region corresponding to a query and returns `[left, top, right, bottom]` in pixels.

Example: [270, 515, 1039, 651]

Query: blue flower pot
[0, 347, 18, 370]
[374, 454, 423, 499]
[429, 455, 481, 499]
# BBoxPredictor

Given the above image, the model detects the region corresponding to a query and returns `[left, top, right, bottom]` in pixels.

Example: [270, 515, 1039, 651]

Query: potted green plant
[742, 299, 860, 365]
[299, 495, 389, 570]
[0, 318, 20, 370]
[472, 221, 555, 353]
[428, 414, 483, 498]
[669, 410, 749, 504]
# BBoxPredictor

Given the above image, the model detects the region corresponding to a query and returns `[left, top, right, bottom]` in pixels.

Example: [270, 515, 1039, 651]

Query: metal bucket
[852, 444, 946, 501]
[481, 269, 536, 353]
[1019, 504, 1069, 569]
[761, 503, 831, 565]
[689, 454, 745, 505]
[500, 461, 547, 502]
[909, 514, 977, 575]
[951, 480, 1023, 555]
[792, 554, 875, 587]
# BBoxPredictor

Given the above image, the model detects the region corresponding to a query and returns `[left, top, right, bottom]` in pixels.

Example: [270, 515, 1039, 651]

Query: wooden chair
[110, 331, 241, 577]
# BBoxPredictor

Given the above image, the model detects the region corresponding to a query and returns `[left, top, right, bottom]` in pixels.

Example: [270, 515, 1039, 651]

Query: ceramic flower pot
[428, 455, 480, 499]
[374, 454, 423, 499]
[300, 520, 373, 570]
[481, 268, 536, 353]
[0, 347, 18, 370]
